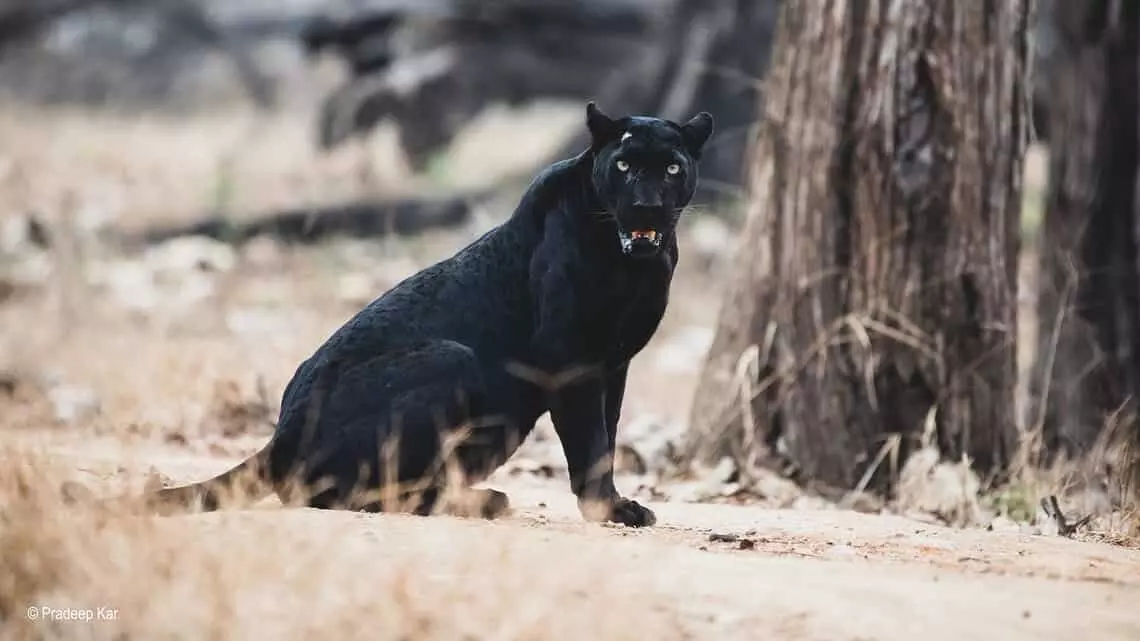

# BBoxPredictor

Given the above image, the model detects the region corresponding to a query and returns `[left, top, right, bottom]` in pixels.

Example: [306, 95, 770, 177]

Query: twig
[843, 432, 900, 504]
[1039, 494, 1092, 537]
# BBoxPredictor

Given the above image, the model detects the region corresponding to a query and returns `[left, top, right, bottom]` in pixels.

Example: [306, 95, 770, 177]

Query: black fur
[149, 102, 714, 527]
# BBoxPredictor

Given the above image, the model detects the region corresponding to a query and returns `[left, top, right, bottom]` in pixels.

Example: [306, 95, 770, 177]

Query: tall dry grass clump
[0, 446, 686, 641]
[1119, 419, 1140, 535]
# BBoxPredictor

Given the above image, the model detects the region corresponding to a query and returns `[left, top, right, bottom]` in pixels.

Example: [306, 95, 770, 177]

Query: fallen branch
[1039, 495, 1092, 537]
[122, 195, 479, 248]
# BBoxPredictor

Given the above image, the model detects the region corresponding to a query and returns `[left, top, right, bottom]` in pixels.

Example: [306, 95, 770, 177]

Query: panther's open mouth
[618, 229, 662, 254]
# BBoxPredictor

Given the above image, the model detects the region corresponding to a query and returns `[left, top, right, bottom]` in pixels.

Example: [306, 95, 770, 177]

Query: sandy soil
[1, 107, 1138, 641]
[6, 433, 1140, 641]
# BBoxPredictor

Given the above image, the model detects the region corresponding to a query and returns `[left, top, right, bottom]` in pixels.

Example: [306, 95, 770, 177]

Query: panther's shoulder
[508, 151, 591, 224]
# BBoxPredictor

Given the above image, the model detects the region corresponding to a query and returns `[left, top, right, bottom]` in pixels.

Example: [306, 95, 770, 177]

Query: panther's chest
[578, 262, 672, 365]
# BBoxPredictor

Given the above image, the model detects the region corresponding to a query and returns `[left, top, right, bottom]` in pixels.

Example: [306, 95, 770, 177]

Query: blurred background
[0, 0, 768, 506]
[3, 3, 1140, 640]
[0, 0, 1135, 537]
[0, 0, 773, 222]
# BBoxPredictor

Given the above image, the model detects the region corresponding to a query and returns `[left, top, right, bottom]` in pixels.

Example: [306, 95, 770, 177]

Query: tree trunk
[1027, 0, 1140, 468]
[686, 0, 1028, 492]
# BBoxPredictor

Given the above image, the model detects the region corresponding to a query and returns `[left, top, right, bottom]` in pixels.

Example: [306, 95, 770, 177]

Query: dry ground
[1, 107, 1138, 641]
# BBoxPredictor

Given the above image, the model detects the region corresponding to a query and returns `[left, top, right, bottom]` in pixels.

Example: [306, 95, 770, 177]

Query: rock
[0, 213, 50, 255]
[144, 236, 237, 274]
[242, 235, 286, 268]
[752, 468, 802, 507]
[89, 238, 228, 313]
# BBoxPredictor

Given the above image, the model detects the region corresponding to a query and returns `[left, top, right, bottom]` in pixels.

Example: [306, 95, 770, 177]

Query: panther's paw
[579, 496, 657, 528]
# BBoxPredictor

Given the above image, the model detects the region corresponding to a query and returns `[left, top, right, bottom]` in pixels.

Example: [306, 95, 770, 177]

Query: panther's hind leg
[357, 487, 510, 520]
[284, 339, 513, 517]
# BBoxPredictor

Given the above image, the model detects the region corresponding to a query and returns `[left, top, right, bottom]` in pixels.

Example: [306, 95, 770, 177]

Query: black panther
[138, 102, 713, 527]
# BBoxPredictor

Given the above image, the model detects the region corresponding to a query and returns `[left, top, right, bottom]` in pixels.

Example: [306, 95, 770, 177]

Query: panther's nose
[632, 185, 663, 208]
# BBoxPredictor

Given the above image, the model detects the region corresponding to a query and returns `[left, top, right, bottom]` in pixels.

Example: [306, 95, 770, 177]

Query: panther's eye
[616, 160, 630, 172]
[666, 163, 681, 176]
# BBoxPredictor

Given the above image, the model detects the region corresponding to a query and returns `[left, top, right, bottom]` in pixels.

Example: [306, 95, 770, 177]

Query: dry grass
[0, 447, 687, 641]
[1118, 419, 1140, 536]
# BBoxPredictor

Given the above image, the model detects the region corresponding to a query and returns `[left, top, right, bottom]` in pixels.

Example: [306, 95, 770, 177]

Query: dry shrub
[1118, 417, 1140, 536]
[896, 446, 983, 528]
[0, 453, 78, 621]
[0, 446, 686, 641]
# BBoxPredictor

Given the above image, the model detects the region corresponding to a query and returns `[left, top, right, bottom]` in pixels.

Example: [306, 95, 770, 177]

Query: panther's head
[585, 102, 714, 258]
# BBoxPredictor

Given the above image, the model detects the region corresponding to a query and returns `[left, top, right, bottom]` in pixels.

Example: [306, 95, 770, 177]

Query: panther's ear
[680, 112, 715, 158]
[586, 101, 621, 148]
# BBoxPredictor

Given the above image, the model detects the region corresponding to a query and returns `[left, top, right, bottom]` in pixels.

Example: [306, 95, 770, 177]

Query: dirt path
[9, 438, 1139, 641]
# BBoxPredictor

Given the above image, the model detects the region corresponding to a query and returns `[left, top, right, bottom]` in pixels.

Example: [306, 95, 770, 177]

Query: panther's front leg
[602, 363, 656, 526]
[529, 224, 655, 527]
[548, 369, 656, 527]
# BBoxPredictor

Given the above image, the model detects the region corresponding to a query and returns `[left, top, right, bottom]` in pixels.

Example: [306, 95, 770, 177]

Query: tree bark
[686, 0, 1028, 492]
[1027, 0, 1140, 465]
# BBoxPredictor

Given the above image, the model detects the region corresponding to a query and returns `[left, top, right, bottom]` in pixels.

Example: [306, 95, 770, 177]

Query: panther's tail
[68, 444, 277, 516]
[73, 358, 342, 516]
[143, 445, 275, 515]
